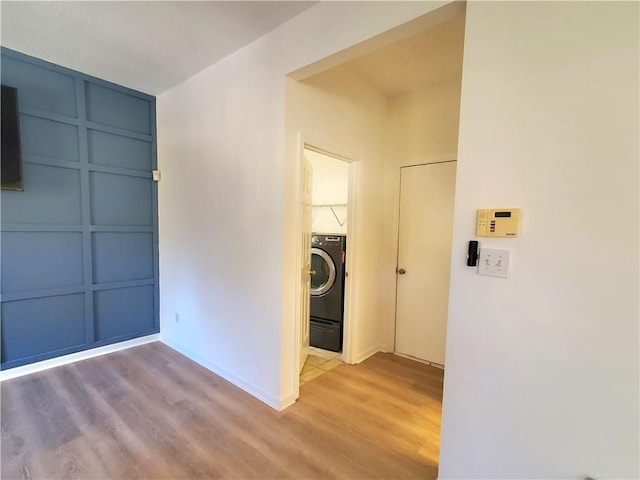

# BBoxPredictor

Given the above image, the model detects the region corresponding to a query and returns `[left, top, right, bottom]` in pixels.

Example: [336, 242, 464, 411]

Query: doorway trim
[291, 133, 361, 398]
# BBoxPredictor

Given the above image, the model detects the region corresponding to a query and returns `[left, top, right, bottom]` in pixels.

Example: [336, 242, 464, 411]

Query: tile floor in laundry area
[300, 346, 343, 384]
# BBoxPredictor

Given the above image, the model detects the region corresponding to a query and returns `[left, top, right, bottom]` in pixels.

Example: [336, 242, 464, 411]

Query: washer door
[310, 247, 336, 296]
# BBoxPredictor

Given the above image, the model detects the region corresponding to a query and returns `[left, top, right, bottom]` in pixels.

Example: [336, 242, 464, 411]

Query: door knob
[397, 268, 406, 275]
[309, 269, 316, 276]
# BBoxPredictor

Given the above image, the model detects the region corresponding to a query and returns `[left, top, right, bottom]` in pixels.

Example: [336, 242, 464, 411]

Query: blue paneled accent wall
[0, 48, 159, 369]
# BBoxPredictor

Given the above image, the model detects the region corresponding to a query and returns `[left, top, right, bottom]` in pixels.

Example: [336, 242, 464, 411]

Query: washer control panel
[311, 235, 342, 246]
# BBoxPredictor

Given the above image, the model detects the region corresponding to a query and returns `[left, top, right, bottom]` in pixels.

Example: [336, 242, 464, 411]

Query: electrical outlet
[175, 312, 180, 323]
[478, 248, 511, 278]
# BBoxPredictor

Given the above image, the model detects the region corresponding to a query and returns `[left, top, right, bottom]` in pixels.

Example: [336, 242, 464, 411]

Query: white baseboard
[394, 351, 445, 369]
[353, 343, 385, 364]
[160, 337, 285, 411]
[279, 391, 298, 410]
[0, 334, 160, 382]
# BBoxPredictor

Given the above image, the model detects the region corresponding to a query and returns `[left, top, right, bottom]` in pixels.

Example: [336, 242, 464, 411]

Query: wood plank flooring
[1, 342, 444, 479]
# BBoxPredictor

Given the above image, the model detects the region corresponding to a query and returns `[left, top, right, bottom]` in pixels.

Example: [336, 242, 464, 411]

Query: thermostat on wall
[476, 208, 520, 237]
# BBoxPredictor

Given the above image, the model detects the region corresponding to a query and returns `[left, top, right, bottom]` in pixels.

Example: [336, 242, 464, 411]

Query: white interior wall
[307, 149, 349, 235]
[383, 75, 463, 347]
[439, 2, 639, 478]
[307, 150, 349, 206]
[157, 0, 638, 473]
[311, 205, 348, 235]
[286, 65, 392, 363]
[387, 76, 462, 165]
[156, 45, 287, 406]
[157, 0, 446, 410]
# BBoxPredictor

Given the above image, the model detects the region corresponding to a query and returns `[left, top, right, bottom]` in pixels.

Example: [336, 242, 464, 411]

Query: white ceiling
[344, 9, 465, 97]
[0, 1, 315, 95]
[1, 1, 465, 99]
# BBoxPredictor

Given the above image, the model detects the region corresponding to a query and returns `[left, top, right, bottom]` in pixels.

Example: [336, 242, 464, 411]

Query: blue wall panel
[92, 232, 153, 284]
[0, 48, 158, 369]
[1, 294, 85, 363]
[20, 115, 79, 161]
[94, 286, 154, 341]
[88, 130, 152, 171]
[90, 173, 153, 226]
[1, 232, 84, 293]
[1, 164, 82, 225]
[0, 55, 77, 118]
[86, 83, 151, 134]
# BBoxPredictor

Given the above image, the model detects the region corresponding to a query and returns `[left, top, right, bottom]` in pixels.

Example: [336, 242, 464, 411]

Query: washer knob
[311, 236, 319, 245]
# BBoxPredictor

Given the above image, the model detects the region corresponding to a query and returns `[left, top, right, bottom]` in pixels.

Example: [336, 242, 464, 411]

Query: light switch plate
[478, 248, 511, 278]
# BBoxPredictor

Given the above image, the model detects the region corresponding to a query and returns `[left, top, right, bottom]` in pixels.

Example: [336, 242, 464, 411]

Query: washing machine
[309, 234, 346, 352]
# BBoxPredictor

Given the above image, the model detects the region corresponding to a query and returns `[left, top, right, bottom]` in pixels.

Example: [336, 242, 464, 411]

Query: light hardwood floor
[1, 342, 444, 479]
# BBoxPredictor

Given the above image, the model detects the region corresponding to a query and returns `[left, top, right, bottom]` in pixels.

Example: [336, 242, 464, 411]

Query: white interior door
[299, 154, 313, 373]
[395, 161, 457, 365]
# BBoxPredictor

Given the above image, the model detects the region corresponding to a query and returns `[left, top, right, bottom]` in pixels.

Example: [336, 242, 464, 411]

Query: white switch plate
[478, 248, 511, 278]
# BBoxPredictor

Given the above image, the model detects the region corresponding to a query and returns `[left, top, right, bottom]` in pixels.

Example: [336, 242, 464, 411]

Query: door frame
[291, 133, 360, 396]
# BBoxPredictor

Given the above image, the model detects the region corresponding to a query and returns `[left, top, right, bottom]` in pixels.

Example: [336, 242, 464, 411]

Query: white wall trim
[289, 131, 305, 403]
[0, 334, 160, 382]
[299, 135, 361, 368]
[353, 343, 385, 365]
[342, 158, 361, 366]
[279, 391, 298, 411]
[161, 337, 285, 411]
[289, 132, 361, 392]
[394, 351, 445, 370]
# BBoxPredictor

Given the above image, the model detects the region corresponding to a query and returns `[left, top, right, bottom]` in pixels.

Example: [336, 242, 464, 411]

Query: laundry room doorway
[299, 145, 356, 385]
